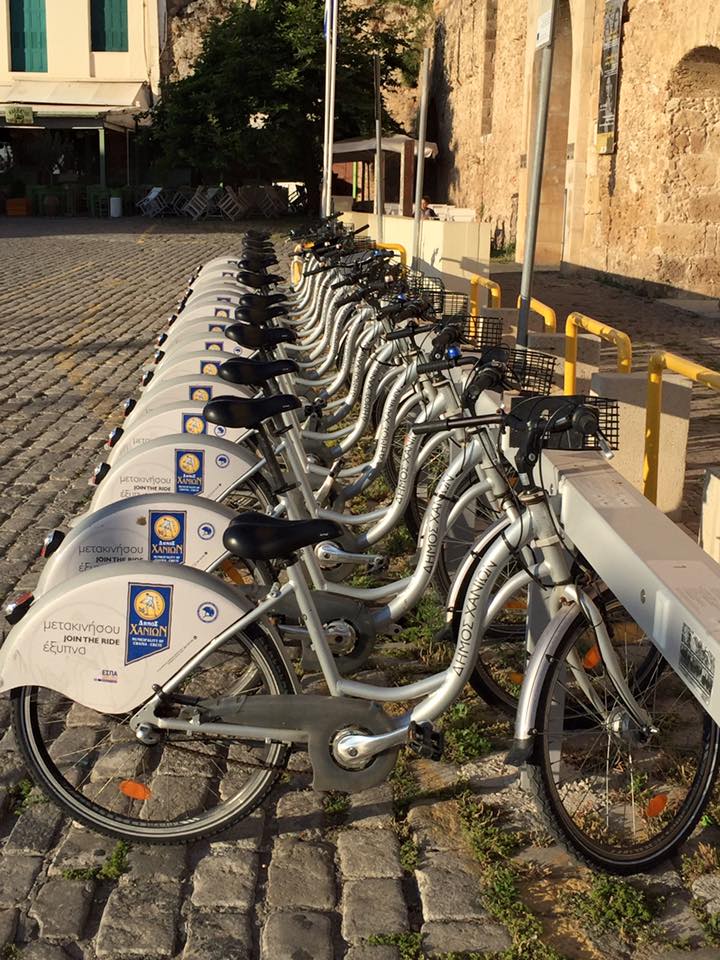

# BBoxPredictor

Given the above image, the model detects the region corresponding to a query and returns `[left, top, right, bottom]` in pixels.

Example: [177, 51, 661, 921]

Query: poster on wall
[596, 0, 625, 154]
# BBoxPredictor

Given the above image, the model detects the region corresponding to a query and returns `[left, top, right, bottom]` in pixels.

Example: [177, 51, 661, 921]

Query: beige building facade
[428, 0, 720, 297]
[0, 0, 167, 186]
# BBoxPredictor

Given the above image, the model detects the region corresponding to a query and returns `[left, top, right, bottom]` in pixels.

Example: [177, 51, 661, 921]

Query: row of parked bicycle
[2, 217, 716, 874]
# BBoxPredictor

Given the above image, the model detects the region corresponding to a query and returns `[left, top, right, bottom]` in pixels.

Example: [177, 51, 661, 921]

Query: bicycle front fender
[0, 561, 294, 714]
[508, 597, 584, 765]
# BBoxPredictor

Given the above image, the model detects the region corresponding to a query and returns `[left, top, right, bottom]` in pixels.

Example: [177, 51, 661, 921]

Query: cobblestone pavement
[0, 219, 718, 960]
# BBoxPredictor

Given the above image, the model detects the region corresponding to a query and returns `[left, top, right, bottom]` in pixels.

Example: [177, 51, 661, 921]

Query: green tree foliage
[144, 0, 413, 205]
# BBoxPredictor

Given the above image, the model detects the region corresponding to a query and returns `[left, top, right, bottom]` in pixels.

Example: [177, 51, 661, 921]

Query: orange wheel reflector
[504, 598, 527, 611]
[119, 780, 152, 801]
[583, 645, 602, 670]
[646, 794, 668, 818]
[509, 672, 525, 685]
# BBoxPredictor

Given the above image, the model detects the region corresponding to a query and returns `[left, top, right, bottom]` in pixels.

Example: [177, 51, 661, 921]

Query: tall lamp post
[517, 0, 559, 347]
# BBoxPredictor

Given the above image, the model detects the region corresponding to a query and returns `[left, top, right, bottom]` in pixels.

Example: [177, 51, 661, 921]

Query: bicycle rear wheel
[12, 625, 294, 844]
[527, 597, 720, 873]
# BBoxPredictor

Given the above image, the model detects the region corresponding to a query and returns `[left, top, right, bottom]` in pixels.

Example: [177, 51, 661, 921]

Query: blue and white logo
[149, 511, 186, 564]
[197, 602, 219, 624]
[215, 454, 230, 469]
[189, 385, 212, 402]
[198, 522, 215, 541]
[175, 450, 204, 495]
[126, 583, 173, 664]
[214, 425, 227, 438]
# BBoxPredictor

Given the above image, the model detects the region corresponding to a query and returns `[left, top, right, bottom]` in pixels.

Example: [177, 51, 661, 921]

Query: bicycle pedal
[407, 721, 444, 761]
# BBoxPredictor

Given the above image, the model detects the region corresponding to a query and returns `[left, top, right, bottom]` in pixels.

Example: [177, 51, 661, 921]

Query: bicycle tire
[526, 599, 720, 874]
[12, 625, 294, 844]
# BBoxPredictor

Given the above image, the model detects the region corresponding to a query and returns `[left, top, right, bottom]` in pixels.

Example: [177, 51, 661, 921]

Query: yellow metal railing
[374, 242, 407, 268]
[643, 352, 720, 504]
[564, 311, 632, 395]
[470, 275, 502, 317]
[516, 295, 557, 333]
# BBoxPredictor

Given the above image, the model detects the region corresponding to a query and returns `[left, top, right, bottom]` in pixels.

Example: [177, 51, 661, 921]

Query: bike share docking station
[542, 449, 720, 726]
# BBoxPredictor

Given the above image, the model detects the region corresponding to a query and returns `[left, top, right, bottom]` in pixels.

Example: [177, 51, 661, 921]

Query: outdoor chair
[181, 187, 208, 219]
[137, 187, 167, 218]
[257, 185, 287, 218]
[204, 187, 222, 219]
[170, 187, 193, 216]
[217, 187, 249, 222]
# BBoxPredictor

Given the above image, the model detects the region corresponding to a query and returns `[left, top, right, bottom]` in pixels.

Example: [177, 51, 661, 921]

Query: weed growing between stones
[455, 793, 565, 960]
[566, 873, 655, 944]
[9, 778, 47, 815]
[62, 840, 130, 882]
[440, 701, 492, 764]
[682, 841, 720, 883]
[691, 898, 720, 946]
[322, 791, 350, 821]
[367, 931, 424, 959]
[401, 591, 450, 669]
[397, 825, 420, 873]
[389, 749, 420, 818]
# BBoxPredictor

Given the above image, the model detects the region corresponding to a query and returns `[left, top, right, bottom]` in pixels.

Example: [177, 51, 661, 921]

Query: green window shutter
[91, 0, 128, 52]
[10, 0, 48, 73]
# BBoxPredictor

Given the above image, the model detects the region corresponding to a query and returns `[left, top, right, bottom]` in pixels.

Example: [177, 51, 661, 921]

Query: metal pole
[326, 0, 340, 217]
[373, 55, 384, 241]
[98, 127, 106, 188]
[412, 47, 431, 270]
[517, 0, 558, 347]
[321, 1, 333, 217]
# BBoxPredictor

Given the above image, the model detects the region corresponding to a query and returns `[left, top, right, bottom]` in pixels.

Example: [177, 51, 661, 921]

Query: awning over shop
[0, 81, 151, 129]
[332, 135, 438, 216]
[332, 134, 438, 163]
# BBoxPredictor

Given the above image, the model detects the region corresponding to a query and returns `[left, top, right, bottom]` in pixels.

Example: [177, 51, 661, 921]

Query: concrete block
[528, 331, 601, 392]
[590, 371, 691, 519]
[701, 468, 720, 561]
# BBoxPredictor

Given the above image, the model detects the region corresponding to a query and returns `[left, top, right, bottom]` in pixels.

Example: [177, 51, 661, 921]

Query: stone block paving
[0, 219, 716, 960]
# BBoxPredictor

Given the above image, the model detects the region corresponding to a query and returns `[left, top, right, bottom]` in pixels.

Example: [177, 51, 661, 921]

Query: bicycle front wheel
[527, 598, 720, 873]
[12, 624, 294, 844]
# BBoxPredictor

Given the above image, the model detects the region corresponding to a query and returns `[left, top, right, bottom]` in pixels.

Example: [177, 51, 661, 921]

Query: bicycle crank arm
[315, 542, 387, 571]
[143, 694, 399, 793]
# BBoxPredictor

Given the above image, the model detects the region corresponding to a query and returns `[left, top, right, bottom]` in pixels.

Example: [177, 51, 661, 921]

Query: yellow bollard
[516, 295, 557, 333]
[469, 275, 501, 318]
[564, 311, 632, 395]
[643, 352, 720, 504]
[374, 242, 407, 268]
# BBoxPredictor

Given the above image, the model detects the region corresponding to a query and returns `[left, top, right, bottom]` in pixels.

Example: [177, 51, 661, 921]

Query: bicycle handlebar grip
[386, 325, 417, 342]
[417, 358, 453, 374]
[411, 420, 450, 435]
[471, 367, 504, 393]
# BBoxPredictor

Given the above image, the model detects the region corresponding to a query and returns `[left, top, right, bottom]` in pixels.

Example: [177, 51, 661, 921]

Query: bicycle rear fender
[0, 561, 295, 714]
[107, 402, 250, 466]
[141, 351, 241, 392]
[89, 435, 262, 512]
[36, 494, 239, 596]
[126, 377, 252, 421]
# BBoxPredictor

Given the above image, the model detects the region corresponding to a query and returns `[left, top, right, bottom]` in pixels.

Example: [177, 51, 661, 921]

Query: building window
[10, 0, 48, 73]
[91, 0, 129, 52]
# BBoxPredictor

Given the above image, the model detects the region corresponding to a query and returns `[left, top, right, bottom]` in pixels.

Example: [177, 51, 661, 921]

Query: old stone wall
[427, 0, 720, 296]
[428, 0, 527, 250]
[161, 0, 238, 80]
[577, 0, 720, 297]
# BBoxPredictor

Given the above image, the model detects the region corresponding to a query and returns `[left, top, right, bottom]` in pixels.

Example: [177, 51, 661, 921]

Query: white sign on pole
[535, 0, 554, 48]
